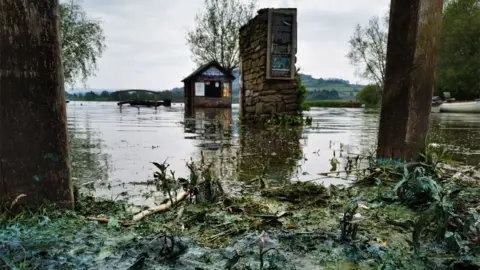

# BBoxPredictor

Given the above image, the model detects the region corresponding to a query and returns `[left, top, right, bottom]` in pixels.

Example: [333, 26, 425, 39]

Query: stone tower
[239, 8, 298, 119]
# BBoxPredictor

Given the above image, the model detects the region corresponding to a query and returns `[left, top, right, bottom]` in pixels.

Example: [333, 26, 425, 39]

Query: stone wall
[239, 8, 297, 119]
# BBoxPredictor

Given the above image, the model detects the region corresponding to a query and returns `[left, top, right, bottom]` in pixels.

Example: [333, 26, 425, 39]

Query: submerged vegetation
[2, 143, 479, 269]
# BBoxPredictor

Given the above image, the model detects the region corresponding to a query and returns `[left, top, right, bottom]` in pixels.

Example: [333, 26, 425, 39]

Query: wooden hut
[182, 61, 235, 114]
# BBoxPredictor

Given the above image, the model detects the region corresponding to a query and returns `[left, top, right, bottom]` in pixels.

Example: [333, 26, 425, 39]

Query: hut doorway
[205, 81, 222, 98]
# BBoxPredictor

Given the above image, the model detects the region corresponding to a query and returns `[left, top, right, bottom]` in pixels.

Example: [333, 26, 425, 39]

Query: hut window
[204, 80, 222, 98]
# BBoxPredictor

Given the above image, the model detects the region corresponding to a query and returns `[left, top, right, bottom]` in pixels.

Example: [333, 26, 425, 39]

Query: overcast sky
[78, 0, 390, 90]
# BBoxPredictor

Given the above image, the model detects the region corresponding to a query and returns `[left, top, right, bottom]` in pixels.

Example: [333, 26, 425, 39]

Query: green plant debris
[261, 181, 329, 204]
[2, 156, 480, 269]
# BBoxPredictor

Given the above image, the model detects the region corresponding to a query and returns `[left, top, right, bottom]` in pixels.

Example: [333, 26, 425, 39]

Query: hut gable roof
[181, 61, 235, 82]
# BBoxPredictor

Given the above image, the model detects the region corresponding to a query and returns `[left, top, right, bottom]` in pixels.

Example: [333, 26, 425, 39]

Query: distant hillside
[299, 74, 364, 101]
[67, 71, 364, 103]
[229, 70, 364, 101]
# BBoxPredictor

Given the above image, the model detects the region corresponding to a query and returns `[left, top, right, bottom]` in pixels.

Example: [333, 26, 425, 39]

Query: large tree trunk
[405, 0, 444, 160]
[377, 0, 420, 159]
[377, 0, 443, 160]
[0, 0, 73, 209]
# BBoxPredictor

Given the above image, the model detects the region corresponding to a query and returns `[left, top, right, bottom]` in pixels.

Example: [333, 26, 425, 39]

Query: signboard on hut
[266, 9, 297, 80]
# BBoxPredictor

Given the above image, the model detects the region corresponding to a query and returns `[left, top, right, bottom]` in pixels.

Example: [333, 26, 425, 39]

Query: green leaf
[151, 162, 165, 170]
[467, 209, 479, 220]
[107, 217, 120, 228]
[403, 166, 409, 180]
[445, 231, 454, 238]
[39, 216, 51, 226]
[393, 178, 407, 194]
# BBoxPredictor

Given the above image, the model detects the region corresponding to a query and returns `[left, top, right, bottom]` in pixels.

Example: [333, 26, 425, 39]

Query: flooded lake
[67, 101, 479, 208]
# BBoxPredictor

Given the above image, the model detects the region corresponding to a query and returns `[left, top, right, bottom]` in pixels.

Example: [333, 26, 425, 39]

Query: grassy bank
[305, 100, 382, 108]
[68, 97, 114, 102]
[305, 100, 363, 108]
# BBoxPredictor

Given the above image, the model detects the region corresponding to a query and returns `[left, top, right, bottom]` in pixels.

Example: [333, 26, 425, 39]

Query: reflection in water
[68, 112, 109, 185]
[67, 102, 480, 207]
[184, 108, 232, 148]
[428, 113, 480, 164]
[238, 125, 304, 186]
[184, 107, 239, 188]
[298, 108, 380, 184]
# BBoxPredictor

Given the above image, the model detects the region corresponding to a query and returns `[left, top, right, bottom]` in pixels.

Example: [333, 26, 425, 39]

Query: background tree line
[349, 0, 480, 105]
[66, 90, 185, 102]
[66, 87, 343, 103]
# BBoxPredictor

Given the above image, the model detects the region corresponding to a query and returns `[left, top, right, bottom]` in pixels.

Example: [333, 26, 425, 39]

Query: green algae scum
[1, 147, 480, 269]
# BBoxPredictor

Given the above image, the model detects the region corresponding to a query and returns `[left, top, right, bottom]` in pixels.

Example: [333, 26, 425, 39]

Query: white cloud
[77, 0, 389, 90]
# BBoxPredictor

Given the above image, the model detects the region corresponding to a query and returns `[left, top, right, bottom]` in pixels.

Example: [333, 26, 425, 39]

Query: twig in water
[86, 217, 135, 226]
[318, 169, 364, 176]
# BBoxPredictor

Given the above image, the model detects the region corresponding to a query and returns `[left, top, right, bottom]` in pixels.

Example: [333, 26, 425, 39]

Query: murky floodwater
[67, 101, 479, 207]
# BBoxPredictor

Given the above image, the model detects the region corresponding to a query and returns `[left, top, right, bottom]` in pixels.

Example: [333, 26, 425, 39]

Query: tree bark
[405, 0, 444, 160]
[377, 0, 443, 160]
[0, 0, 73, 209]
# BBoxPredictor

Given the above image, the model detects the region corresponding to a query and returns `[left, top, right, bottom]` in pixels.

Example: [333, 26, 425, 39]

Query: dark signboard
[267, 9, 297, 80]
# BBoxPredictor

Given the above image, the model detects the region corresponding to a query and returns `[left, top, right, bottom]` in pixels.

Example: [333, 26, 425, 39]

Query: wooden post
[136, 91, 140, 111]
[119, 92, 122, 111]
[377, 0, 444, 160]
[0, 0, 73, 208]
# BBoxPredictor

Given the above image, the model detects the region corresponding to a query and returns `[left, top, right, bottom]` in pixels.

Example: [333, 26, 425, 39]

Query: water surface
[67, 101, 479, 207]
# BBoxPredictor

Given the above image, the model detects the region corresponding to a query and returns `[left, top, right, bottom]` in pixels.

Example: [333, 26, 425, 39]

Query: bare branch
[186, 0, 257, 72]
[346, 14, 388, 91]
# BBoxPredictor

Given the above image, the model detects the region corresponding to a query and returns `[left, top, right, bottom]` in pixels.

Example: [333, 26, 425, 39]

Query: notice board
[267, 9, 297, 80]
[195, 82, 205, 96]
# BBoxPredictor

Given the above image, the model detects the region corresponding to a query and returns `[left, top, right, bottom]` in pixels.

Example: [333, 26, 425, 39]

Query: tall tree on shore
[435, 0, 480, 100]
[377, 0, 444, 160]
[346, 14, 389, 90]
[0, 0, 74, 208]
[186, 0, 257, 72]
[60, 0, 106, 86]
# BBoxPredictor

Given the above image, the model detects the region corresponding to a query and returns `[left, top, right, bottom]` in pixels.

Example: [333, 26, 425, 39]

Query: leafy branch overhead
[435, 0, 480, 100]
[186, 0, 257, 72]
[347, 0, 480, 99]
[60, 0, 106, 86]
